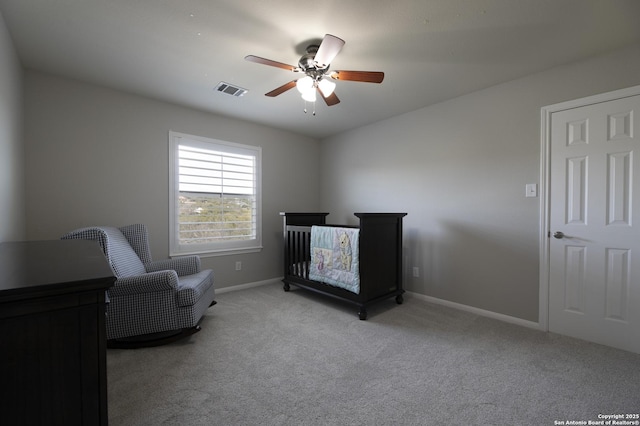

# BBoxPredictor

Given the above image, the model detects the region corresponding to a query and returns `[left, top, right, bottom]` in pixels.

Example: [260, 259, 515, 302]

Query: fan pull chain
[303, 100, 317, 116]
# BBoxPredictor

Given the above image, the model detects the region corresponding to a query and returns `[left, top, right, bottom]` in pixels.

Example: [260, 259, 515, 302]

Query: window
[169, 131, 262, 256]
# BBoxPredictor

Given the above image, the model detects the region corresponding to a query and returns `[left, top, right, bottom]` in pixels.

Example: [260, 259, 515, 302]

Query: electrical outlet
[235, 261, 242, 271]
[412, 267, 419, 278]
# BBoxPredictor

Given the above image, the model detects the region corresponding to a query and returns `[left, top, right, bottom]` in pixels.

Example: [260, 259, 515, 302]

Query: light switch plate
[525, 183, 537, 198]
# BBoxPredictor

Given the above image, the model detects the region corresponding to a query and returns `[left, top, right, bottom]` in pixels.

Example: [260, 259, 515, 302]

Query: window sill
[170, 246, 263, 258]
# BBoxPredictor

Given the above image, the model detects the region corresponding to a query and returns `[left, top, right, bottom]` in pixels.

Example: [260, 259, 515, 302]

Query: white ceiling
[2, 0, 640, 139]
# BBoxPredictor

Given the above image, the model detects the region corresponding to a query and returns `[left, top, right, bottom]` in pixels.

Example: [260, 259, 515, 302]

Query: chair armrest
[145, 255, 201, 276]
[108, 270, 179, 297]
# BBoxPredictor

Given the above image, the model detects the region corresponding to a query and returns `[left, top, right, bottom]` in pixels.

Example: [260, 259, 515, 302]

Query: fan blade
[245, 55, 297, 71]
[318, 88, 340, 106]
[330, 71, 384, 83]
[314, 34, 345, 67]
[265, 81, 297, 97]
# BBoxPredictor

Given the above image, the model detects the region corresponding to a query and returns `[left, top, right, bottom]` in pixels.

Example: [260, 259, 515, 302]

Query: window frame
[169, 130, 262, 257]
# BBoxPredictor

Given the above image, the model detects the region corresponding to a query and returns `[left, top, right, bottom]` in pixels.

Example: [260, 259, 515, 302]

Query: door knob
[553, 231, 565, 239]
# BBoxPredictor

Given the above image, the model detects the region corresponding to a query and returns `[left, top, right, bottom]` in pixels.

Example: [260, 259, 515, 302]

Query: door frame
[539, 84, 640, 332]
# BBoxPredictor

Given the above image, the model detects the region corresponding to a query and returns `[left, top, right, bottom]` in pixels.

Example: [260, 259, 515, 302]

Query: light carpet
[107, 282, 640, 425]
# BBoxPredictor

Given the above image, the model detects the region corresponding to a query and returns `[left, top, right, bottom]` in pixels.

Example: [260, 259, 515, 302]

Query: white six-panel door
[548, 93, 640, 353]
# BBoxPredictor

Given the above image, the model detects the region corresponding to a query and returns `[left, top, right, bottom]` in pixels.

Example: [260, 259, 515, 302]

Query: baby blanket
[309, 226, 360, 294]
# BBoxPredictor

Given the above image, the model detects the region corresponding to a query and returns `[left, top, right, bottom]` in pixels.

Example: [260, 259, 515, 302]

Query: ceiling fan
[245, 34, 384, 109]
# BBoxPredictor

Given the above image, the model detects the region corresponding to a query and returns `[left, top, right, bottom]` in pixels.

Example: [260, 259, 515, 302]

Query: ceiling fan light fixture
[296, 76, 314, 94]
[301, 89, 317, 103]
[318, 78, 336, 97]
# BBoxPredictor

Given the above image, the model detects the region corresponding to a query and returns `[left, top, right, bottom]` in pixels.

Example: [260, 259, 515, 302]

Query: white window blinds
[169, 131, 262, 256]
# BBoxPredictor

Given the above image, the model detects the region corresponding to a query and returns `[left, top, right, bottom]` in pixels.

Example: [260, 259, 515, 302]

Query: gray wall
[0, 10, 25, 242]
[24, 71, 320, 289]
[319, 44, 640, 323]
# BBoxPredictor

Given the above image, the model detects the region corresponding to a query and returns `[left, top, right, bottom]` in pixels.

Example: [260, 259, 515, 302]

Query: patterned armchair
[62, 224, 216, 348]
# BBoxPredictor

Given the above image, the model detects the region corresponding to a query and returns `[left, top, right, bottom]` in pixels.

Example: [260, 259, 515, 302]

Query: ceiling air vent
[214, 82, 248, 97]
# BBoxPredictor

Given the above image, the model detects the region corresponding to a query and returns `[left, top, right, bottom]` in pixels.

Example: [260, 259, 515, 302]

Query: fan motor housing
[298, 53, 315, 71]
[298, 44, 330, 77]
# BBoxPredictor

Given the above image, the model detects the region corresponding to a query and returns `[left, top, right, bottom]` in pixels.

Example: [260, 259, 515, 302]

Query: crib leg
[283, 282, 290, 292]
[396, 294, 404, 304]
[358, 308, 368, 320]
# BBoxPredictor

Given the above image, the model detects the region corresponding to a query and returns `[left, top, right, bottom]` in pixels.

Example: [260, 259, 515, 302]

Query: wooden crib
[280, 212, 407, 319]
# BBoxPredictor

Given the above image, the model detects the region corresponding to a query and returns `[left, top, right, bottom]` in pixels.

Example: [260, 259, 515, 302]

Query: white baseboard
[215, 277, 282, 294]
[406, 291, 543, 331]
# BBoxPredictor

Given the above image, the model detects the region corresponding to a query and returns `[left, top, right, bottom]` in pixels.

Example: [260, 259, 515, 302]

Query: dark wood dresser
[0, 240, 116, 425]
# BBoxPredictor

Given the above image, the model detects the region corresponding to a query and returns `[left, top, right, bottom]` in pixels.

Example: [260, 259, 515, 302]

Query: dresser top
[0, 240, 115, 301]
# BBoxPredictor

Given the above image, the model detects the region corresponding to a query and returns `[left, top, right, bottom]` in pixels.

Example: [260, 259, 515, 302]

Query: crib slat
[289, 230, 296, 275]
[296, 230, 302, 277]
[303, 230, 308, 279]
[286, 230, 292, 275]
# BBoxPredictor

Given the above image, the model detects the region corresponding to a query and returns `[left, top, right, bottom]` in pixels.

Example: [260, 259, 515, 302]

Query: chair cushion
[176, 270, 214, 307]
[104, 228, 147, 278]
